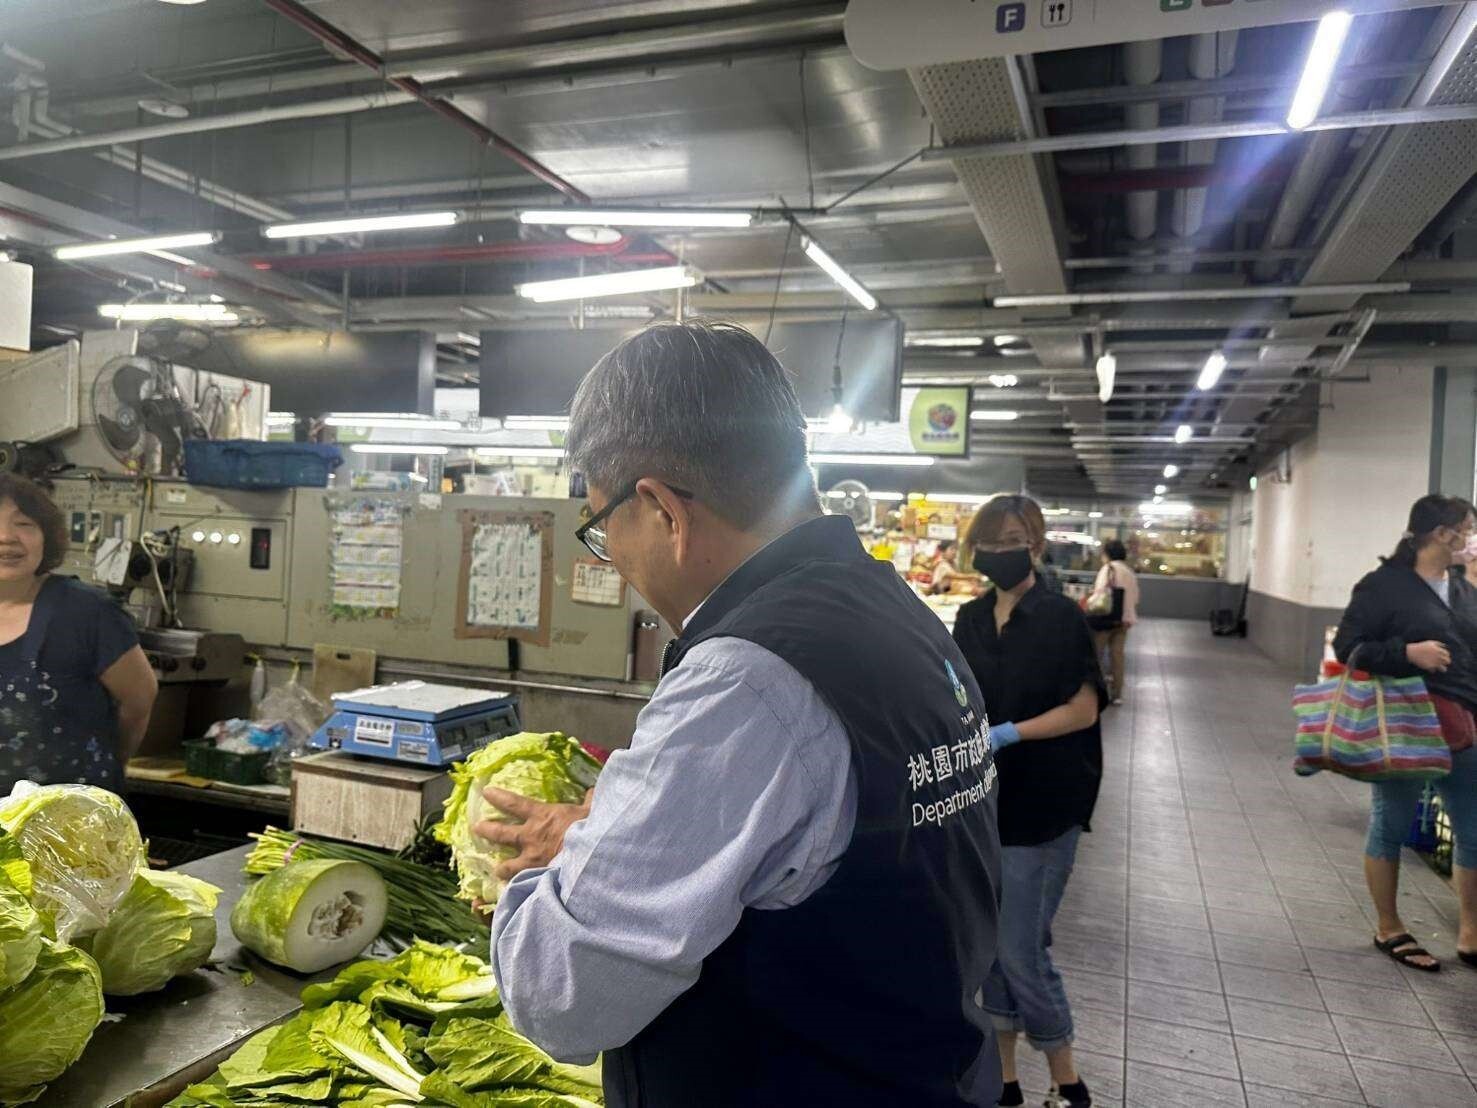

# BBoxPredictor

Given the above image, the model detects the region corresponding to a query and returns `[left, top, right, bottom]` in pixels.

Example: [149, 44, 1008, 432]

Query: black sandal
[1374, 933, 1442, 972]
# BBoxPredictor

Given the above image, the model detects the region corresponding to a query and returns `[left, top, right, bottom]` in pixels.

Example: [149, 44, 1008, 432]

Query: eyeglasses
[574, 483, 693, 562]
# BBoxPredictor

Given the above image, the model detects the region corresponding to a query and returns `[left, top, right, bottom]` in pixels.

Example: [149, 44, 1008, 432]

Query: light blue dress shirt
[490, 635, 859, 1063]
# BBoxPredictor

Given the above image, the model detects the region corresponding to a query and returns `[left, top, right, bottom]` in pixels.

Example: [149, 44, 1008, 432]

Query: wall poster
[455, 510, 555, 645]
[328, 497, 406, 619]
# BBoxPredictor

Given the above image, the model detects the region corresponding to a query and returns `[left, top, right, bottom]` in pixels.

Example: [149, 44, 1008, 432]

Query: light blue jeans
[981, 826, 1081, 1052]
[1367, 745, 1477, 870]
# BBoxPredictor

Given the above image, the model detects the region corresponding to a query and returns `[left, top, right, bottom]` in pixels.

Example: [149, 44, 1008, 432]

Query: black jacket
[1333, 560, 1477, 712]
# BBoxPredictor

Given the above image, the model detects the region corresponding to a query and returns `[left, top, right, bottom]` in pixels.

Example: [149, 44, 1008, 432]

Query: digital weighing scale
[310, 681, 522, 766]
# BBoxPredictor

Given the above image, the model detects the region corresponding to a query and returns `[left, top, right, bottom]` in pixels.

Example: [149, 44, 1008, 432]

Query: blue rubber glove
[989, 721, 1021, 752]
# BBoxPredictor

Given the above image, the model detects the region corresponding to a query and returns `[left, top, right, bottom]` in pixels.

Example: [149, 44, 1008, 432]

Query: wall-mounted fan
[827, 479, 875, 531]
[90, 355, 207, 475]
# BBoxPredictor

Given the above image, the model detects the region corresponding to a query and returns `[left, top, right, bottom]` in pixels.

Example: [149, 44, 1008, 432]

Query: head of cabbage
[0, 938, 104, 1105]
[436, 733, 600, 905]
[0, 830, 42, 990]
[80, 868, 220, 996]
[0, 783, 145, 943]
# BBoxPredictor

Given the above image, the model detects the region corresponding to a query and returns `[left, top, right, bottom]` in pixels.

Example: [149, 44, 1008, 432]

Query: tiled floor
[1007, 619, 1477, 1107]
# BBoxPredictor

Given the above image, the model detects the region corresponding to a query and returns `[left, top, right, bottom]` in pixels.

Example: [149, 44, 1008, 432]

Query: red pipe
[259, 0, 590, 204]
[246, 240, 674, 272]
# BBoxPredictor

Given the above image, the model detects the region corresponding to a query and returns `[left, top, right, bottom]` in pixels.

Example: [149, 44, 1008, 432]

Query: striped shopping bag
[1292, 666, 1451, 782]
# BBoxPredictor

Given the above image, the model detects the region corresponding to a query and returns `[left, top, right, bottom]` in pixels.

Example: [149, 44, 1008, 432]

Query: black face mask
[973, 547, 1033, 591]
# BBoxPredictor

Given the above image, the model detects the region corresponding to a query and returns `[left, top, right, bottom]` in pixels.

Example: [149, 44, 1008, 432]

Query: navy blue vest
[604, 516, 1002, 1108]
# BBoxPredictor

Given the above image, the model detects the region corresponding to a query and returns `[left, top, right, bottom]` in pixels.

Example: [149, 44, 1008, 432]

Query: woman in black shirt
[1334, 494, 1477, 973]
[953, 494, 1107, 1108]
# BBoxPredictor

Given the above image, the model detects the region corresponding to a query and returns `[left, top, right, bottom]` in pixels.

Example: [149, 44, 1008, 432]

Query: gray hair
[566, 319, 819, 529]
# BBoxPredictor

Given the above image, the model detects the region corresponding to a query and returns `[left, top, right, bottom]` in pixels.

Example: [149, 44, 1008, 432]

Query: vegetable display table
[33, 845, 334, 1107]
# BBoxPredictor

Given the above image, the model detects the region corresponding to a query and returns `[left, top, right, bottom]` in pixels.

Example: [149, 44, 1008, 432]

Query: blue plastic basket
[183, 440, 343, 490]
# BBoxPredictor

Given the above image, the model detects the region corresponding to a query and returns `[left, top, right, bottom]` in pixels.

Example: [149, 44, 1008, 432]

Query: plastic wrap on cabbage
[0, 782, 145, 942]
[80, 868, 221, 995]
[0, 830, 42, 990]
[435, 733, 600, 905]
[0, 939, 105, 1106]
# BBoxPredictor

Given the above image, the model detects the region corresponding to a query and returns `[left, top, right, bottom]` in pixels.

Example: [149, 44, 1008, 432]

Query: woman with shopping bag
[1332, 494, 1477, 972]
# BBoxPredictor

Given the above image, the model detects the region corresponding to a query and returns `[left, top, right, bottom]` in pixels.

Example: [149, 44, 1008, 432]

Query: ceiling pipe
[1122, 40, 1162, 257]
[1172, 32, 1239, 272]
[0, 89, 418, 161]
[257, 0, 590, 203]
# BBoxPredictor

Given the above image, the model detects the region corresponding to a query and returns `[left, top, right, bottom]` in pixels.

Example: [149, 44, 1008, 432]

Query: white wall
[1249, 366, 1433, 608]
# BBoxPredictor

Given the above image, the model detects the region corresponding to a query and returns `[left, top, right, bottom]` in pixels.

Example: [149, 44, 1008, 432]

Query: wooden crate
[291, 750, 451, 851]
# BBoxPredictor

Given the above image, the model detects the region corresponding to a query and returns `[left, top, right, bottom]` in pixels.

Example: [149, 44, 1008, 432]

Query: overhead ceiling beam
[920, 103, 1477, 161]
[257, 0, 590, 202]
[1031, 59, 1425, 110]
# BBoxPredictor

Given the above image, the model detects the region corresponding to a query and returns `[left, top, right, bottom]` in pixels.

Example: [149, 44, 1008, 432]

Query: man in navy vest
[483, 320, 1003, 1106]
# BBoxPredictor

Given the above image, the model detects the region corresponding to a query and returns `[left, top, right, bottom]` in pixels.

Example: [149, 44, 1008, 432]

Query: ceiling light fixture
[1096, 353, 1116, 404]
[138, 98, 190, 119]
[98, 302, 237, 322]
[1197, 350, 1228, 391]
[971, 410, 1020, 421]
[348, 444, 450, 456]
[811, 452, 935, 467]
[1154, 484, 1168, 495]
[826, 403, 854, 433]
[907, 335, 985, 347]
[474, 446, 567, 459]
[519, 208, 753, 229]
[502, 416, 570, 432]
[988, 374, 1019, 388]
[56, 231, 219, 259]
[1287, 11, 1354, 130]
[563, 226, 624, 246]
[1163, 463, 1180, 479]
[323, 415, 463, 431]
[801, 237, 877, 311]
[1174, 424, 1193, 444]
[1088, 511, 1104, 519]
[156, 0, 207, 5]
[262, 211, 459, 239]
[516, 265, 699, 303]
[992, 334, 1021, 347]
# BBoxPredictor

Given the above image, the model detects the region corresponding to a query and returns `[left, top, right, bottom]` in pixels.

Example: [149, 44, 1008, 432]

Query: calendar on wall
[454, 510, 556, 646]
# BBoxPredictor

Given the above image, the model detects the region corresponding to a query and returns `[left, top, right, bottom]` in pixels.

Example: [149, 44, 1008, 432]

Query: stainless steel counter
[35, 845, 326, 1108]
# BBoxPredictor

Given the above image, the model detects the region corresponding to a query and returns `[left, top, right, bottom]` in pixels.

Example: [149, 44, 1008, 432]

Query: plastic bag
[0, 782, 145, 941]
[257, 672, 330, 787]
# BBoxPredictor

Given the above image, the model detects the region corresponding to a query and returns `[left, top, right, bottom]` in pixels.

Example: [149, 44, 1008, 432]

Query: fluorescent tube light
[474, 447, 566, 459]
[992, 334, 1021, 347]
[911, 493, 992, 506]
[502, 416, 570, 432]
[1163, 463, 1180, 479]
[971, 410, 1020, 421]
[324, 415, 463, 431]
[988, 374, 1019, 388]
[265, 412, 296, 427]
[262, 212, 458, 239]
[57, 231, 219, 259]
[517, 265, 698, 303]
[98, 302, 237, 322]
[1174, 424, 1193, 444]
[519, 208, 752, 229]
[811, 452, 935, 467]
[349, 444, 450, 456]
[1096, 353, 1116, 403]
[907, 335, 985, 348]
[1197, 350, 1228, 391]
[867, 491, 905, 501]
[1287, 11, 1353, 130]
[1139, 500, 1193, 516]
[801, 237, 877, 311]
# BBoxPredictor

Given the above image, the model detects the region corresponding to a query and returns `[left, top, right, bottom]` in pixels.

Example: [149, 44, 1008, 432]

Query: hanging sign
[904, 387, 971, 458]
[845, 0, 1447, 70]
